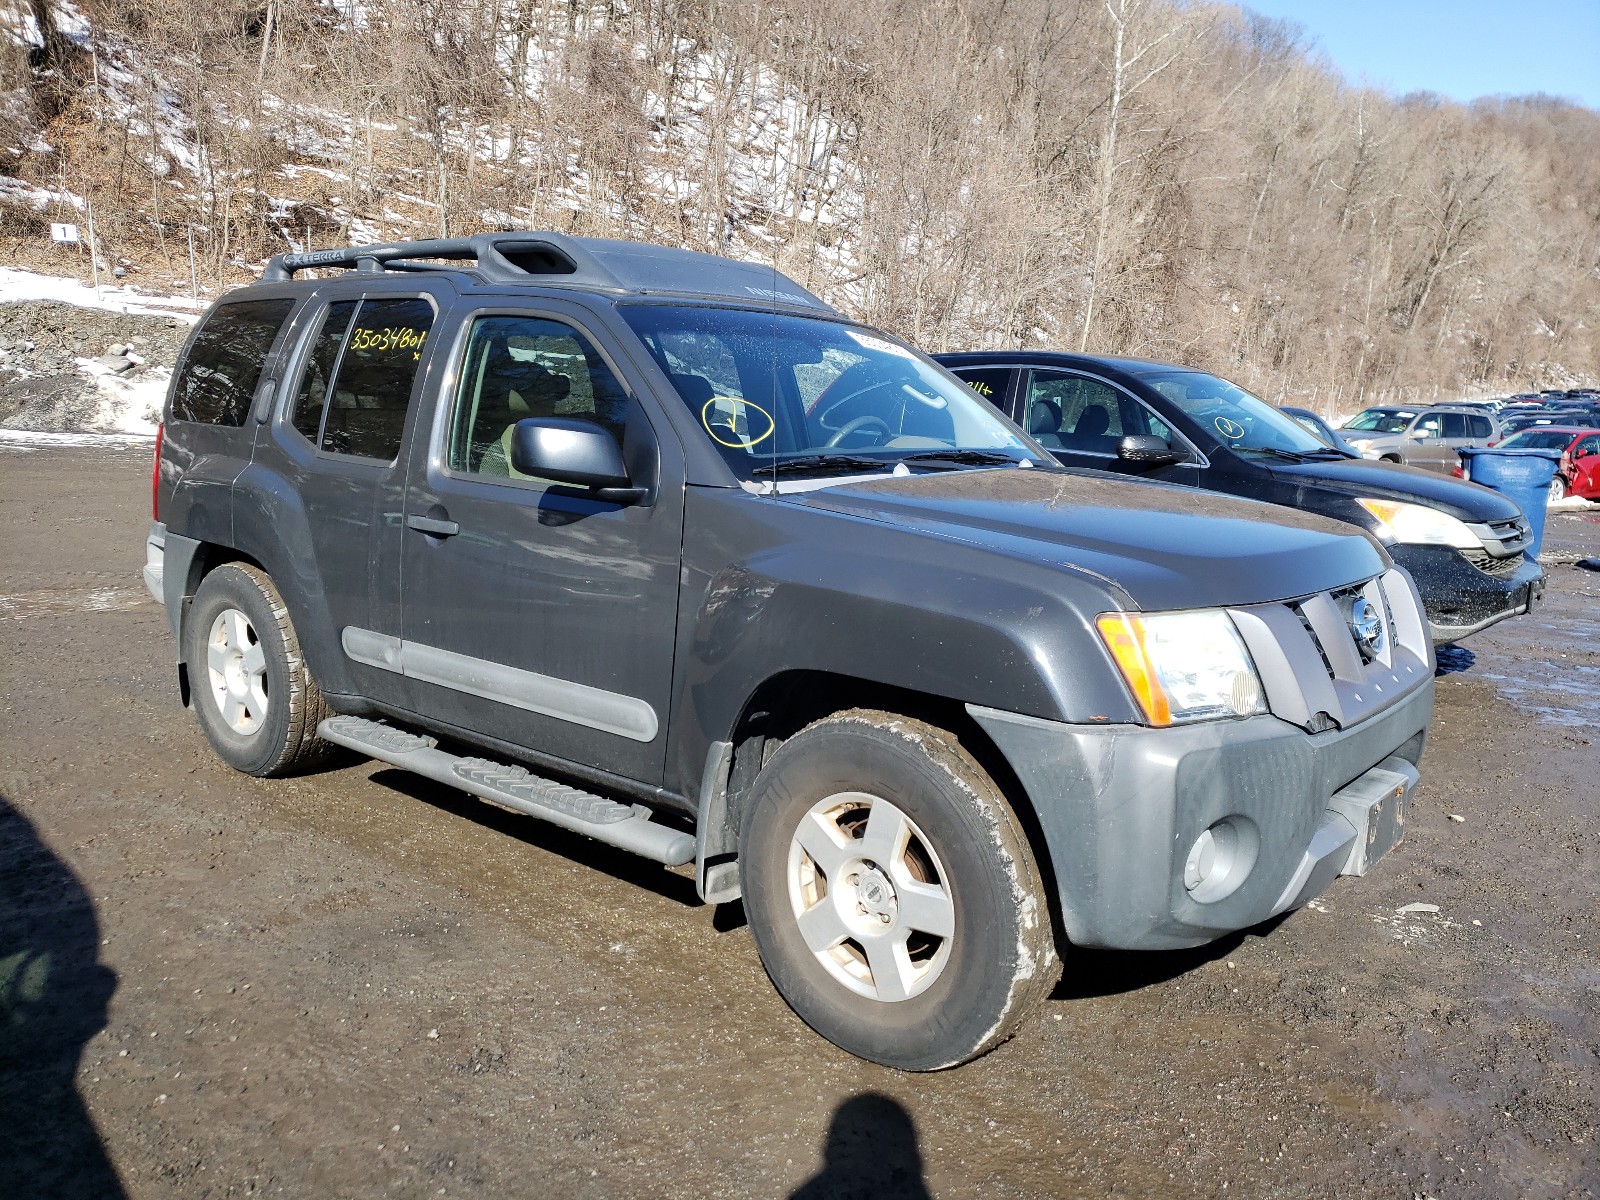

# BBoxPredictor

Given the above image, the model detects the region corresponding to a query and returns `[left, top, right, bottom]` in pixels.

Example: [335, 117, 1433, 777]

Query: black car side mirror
[1117, 434, 1188, 467]
[509, 417, 646, 503]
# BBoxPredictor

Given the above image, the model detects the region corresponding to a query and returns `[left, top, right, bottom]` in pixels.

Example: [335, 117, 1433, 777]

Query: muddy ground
[1, 442, 1596, 1199]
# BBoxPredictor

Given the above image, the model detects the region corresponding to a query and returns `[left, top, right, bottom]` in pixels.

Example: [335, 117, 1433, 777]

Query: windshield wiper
[1236, 445, 1341, 462]
[895, 449, 1023, 469]
[763, 453, 891, 477]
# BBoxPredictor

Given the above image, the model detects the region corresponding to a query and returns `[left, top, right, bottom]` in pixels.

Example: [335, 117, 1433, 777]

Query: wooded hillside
[4, 0, 1597, 410]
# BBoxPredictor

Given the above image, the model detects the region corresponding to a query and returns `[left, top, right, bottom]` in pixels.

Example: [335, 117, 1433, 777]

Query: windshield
[1131, 368, 1331, 456]
[1344, 409, 1417, 434]
[620, 305, 1043, 479]
[1500, 429, 1578, 450]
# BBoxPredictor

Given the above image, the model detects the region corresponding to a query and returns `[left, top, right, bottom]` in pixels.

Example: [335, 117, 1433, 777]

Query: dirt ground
[1, 442, 1596, 1200]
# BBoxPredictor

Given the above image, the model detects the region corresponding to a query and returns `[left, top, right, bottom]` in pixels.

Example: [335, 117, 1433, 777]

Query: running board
[317, 716, 695, 866]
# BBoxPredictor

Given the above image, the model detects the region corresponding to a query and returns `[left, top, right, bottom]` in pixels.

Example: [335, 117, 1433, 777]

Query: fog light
[1183, 817, 1259, 903]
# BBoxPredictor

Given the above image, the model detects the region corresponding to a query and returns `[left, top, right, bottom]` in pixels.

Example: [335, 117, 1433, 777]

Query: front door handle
[407, 512, 460, 537]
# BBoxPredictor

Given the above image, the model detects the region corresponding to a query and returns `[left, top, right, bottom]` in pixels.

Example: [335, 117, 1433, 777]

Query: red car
[1571, 439, 1600, 501]
[1452, 426, 1600, 501]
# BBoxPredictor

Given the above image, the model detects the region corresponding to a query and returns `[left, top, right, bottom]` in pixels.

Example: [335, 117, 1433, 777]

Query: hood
[1264, 456, 1522, 522]
[788, 467, 1387, 611]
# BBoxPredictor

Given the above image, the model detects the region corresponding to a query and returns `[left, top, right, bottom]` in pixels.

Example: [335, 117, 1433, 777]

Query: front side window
[171, 298, 295, 425]
[619, 305, 1042, 479]
[445, 314, 631, 479]
[288, 296, 434, 461]
[1024, 370, 1171, 452]
[1414, 415, 1442, 438]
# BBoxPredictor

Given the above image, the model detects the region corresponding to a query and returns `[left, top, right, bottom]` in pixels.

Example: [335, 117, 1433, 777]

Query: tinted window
[1469, 415, 1493, 438]
[171, 298, 295, 425]
[1441, 413, 1470, 439]
[317, 297, 434, 461]
[952, 368, 1013, 413]
[290, 300, 358, 443]
[1024, 370, 1170, 452]
[446, 314, 631, 478]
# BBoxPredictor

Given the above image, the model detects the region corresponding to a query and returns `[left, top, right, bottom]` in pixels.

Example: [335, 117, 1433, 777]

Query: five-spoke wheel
[741, 710, 1060, 1070]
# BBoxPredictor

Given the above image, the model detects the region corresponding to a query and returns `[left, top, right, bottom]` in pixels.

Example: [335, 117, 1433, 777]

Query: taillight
[152, 422, 164, 521]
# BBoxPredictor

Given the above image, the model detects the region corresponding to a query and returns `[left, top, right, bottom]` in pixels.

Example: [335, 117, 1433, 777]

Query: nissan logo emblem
[1349, 598, 1385, 661]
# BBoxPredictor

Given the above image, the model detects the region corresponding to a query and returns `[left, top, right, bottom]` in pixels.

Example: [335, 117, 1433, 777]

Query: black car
[936, 351, 1544, 644]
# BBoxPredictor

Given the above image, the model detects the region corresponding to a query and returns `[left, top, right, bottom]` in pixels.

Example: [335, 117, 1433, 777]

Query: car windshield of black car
[1135, 368, 1330, 456]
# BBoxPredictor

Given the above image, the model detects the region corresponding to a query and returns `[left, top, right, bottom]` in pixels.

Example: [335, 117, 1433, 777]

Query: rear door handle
[407, 513, 459, 537]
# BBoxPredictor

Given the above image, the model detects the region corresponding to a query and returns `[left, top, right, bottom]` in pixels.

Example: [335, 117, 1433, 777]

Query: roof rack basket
[258, 231, 836, 315]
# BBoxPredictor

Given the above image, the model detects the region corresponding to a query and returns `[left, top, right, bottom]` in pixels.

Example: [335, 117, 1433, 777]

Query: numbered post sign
[50, 223, 81, 244]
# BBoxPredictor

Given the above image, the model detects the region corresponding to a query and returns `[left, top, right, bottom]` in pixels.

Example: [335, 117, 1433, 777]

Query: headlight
[1346, 437, 1372, 451]
[1355, 498, 1479, 549]
[1095, 610, 1267, 726]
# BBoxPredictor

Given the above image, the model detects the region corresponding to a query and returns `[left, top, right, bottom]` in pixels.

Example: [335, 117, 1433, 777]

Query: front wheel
[740, 710, 1060, 1070]
[1549, 474, 1568, 503]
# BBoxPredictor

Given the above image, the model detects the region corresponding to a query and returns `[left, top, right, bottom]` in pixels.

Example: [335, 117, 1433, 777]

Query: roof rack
[261, 231, 836, 314]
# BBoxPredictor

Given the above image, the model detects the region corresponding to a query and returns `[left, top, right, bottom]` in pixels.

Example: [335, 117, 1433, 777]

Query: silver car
[1341, 405, 1500, 473]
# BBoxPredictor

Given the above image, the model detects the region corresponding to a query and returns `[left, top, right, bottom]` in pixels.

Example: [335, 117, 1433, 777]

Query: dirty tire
[184, 563, 333, 777]
[740, 709, 1060, 1070]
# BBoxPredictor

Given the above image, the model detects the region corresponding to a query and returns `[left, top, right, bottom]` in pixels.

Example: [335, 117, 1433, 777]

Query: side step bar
[317, 716, 696, 867]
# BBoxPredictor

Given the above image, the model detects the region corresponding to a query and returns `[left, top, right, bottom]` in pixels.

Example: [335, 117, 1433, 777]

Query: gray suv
[1342, 404, 1500, 471]
[143, 233, 1435, 1069]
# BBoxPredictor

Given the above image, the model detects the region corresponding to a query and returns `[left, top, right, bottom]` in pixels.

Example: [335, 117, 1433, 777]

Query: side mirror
[1117, 434, 1188, 467]
[509, 417, 646, 503]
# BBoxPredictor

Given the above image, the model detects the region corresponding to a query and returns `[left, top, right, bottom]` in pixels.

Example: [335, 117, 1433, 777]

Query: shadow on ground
[1435, 643, 1476, 675]
[0, 793, 124, 1198]
[790, 1092, 931, 1200]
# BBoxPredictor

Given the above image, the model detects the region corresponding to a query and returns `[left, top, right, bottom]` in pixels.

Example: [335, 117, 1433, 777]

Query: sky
[1238, 0, 1600, 110]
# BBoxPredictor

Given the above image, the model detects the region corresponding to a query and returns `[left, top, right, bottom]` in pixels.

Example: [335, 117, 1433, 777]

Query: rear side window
[1469, 415, 1493, 438]
[1441, 413, 1470, 438]
[289, 296, 434, 461]
[171, 298, 295, 425]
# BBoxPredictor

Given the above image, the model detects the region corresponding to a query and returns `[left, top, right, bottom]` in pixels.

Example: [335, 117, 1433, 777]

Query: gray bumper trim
[969, 681, 1433, 951]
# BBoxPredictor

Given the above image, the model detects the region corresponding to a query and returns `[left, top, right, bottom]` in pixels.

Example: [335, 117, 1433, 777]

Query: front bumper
[1391, 543, 1544, 644]
[970, 680, 1433, 950]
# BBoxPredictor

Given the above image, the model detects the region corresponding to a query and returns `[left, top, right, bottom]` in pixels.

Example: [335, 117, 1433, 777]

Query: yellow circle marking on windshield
[1214, 416, 1245, 440]
[701, 396, 775, 449]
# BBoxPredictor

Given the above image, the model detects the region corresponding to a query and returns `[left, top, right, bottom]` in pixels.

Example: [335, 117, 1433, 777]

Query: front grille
[1486, 516, 1531, 555]
[1231, 568, 1430, 734]
[1461, 547, 1524, 579]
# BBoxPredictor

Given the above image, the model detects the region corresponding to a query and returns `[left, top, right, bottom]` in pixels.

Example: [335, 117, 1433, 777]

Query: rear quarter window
[170, 298, 296, 425]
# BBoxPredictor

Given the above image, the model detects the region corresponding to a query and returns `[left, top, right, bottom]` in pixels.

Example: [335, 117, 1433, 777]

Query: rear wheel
[1549, 474, 1568, 503]
[740, 710, 1059, 1070]
[184, 563, 333, 777]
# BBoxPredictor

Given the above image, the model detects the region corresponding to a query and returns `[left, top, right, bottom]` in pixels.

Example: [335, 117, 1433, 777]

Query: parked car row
[143, 233, 1528, 1071]
[936, 355, 1542, 645]
[1451, 425, 1600, 501]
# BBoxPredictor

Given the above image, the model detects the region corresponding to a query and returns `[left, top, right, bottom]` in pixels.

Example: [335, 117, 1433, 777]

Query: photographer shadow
[790, 1092, 931, 1200]
[0, 793, 125, 1198]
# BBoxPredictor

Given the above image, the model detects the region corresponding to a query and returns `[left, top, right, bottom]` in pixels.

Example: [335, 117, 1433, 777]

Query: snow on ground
[0, 428, 155, 449]
[0, 267, 204, 320]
